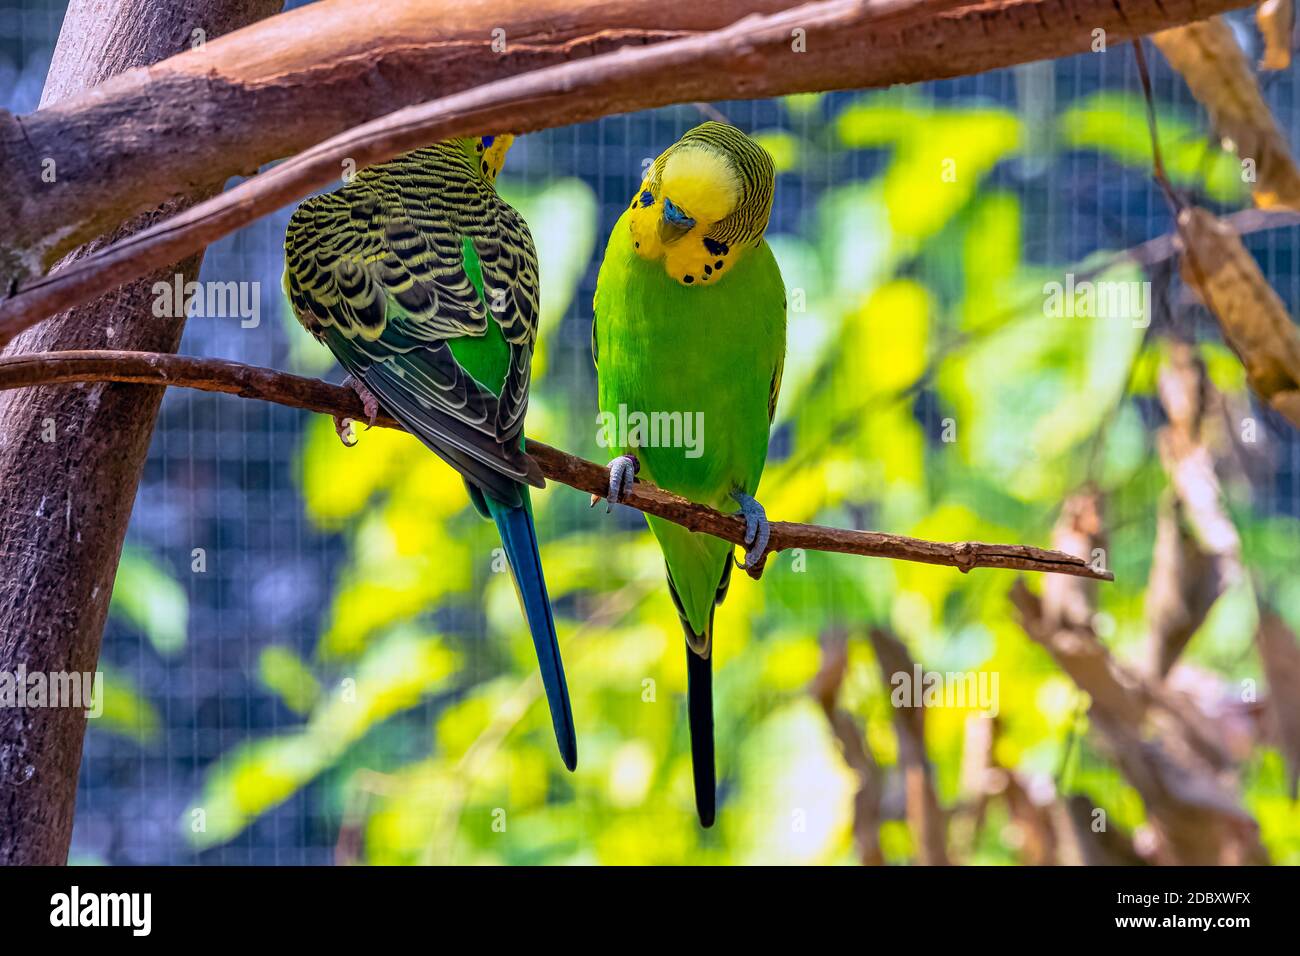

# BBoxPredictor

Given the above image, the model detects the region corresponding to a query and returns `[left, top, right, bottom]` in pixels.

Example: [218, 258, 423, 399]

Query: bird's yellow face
[629, 145, 743, 286]
[472, 134, 515, 183]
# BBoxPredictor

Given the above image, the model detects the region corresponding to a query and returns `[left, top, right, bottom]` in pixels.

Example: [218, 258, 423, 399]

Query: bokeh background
[5, 1, 1299, 864]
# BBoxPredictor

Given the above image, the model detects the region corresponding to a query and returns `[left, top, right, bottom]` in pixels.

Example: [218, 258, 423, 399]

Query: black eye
[639, 190, 654, 208]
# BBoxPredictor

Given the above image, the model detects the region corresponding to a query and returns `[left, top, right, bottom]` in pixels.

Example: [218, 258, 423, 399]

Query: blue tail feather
[489, 497, 577, 771]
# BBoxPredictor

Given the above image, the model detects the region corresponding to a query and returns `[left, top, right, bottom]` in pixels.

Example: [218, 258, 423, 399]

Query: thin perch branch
[0, 350, 1114, 582]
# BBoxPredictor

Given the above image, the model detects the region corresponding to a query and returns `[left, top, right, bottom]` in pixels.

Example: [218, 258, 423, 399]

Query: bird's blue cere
[639, 190, 654, 208]
[662, 197, 695, 229]
[481, 135, 495, 148]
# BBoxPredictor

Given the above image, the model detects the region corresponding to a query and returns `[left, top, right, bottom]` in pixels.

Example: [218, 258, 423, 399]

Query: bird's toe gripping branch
[592, 453, 639, 512]
[730, 490, 770, 571]
[333, 374, 381, 447]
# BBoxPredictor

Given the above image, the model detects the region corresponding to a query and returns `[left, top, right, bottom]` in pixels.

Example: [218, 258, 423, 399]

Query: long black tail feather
[686, 642, 715, 828]
[667, 560, 732, 828]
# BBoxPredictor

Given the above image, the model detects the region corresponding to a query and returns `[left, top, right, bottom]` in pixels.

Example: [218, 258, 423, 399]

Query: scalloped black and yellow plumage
[285, 137, 541, 502]
[283, 136, 577, 770]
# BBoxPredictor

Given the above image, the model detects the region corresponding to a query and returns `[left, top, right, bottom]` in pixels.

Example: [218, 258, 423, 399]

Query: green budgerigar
[283, 135, 577, 771]
[593, 122, 787, 825]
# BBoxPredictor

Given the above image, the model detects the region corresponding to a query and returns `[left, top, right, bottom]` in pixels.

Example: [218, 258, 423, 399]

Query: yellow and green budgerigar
[282, 135, 578, 771]
[593, 122, 786, 825]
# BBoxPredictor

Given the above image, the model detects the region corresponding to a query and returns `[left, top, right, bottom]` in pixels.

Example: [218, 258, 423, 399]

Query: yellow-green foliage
[181, 102, 1295, 864]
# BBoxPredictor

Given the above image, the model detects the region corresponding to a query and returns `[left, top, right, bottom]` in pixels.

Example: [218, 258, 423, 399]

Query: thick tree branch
[3, 0, 1255, 273]
[0, 0, 284, 869]
[0, 349, 1115, 582]
[0, 0, 1255, 339]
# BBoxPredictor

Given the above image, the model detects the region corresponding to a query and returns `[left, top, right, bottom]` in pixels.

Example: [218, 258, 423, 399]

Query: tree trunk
[0, 0, 282, 866]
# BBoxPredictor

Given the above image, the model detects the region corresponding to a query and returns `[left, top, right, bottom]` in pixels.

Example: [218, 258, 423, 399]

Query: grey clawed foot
[730, 490, 770, 570]
[333, 374, 381, 447]
[595, 454, 639, 512]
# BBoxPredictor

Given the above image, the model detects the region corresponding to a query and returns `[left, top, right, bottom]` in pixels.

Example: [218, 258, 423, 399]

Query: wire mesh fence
[4, 1, 1298, 864]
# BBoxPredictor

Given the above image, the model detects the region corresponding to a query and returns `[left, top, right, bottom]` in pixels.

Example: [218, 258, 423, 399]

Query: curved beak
[659, 197, 696, 244]
[658, 218, 694, 244]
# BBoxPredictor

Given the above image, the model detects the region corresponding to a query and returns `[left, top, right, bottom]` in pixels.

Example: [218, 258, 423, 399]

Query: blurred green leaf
[258, 646, 323, 715]
[110, 546, 187, 656]
[751, 129, 802, 173]
[1059, 91, 1246, 203]
[91, 666, 161, 744]
[186, 631, 458, 847]
[783, 92, 825, 119]
[837, 96, 1021, 250]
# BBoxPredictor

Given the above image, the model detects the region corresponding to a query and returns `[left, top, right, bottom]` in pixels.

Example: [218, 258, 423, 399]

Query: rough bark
[0, 0, 282, 867]
[0, 0, 1254, 278]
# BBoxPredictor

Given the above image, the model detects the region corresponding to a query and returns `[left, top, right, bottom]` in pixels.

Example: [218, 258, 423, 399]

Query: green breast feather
[594, 207, 786, 633]
[594, 208, 786, 506]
